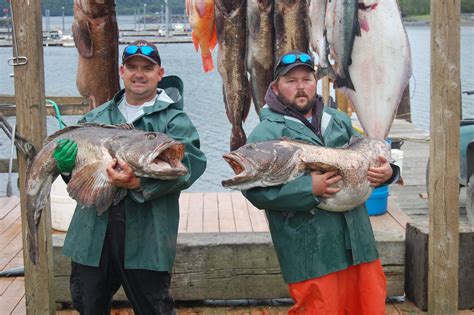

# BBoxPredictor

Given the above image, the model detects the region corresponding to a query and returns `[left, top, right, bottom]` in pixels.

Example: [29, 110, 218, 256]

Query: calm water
[0, 20, 473, 195]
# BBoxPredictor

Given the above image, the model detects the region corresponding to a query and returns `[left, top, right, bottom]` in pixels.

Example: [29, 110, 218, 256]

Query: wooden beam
[0, 95, 90, 116]
[0, 159, 18, 173]
[11, 0, 56, 313]
[428, 0, 461, 313]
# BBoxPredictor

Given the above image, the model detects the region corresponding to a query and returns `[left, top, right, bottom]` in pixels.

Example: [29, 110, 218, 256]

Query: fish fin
[209, 25, 218, 51]
[335, 75, 356, 91]
[355, 19, 362, 37]
[202, 53, 214, 72]
[43, 123, 134, 145]
[72, 19, 93, 58]
[192, 32, 199, 51]
[67, 161, 116, 215]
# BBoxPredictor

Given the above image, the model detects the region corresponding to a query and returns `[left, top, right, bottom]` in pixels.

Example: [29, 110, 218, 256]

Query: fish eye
[146, 133, 156, 140]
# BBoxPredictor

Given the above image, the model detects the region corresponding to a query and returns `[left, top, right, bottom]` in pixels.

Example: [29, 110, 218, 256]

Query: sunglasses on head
[123, 45, 157, 58]
[279, 53, 313, 66]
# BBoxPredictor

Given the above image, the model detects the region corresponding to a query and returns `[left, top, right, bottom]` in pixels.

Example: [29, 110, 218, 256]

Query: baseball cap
[122, 40, 161, 65]
[274, 50, 315, 79]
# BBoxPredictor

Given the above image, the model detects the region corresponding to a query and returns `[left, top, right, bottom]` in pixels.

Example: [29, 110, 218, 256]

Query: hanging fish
[186, 0, 218, 72]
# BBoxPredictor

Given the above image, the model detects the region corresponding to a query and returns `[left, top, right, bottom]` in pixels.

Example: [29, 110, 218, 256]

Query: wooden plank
[0, 232, 23, 270]
[11, 295, 26, 314]
[0, 95, 90, 117]
[0, 277, 15, 295]
[3, 250, 24, 271]
[388, 199, 412, 229]
[178, 193, 190, 233]
[217, 192, 236, 232]
[0, 158, 18, 173]
[186, 192, 204, 233]
[0, 201, 21, 235]
[203, 192, 219, 233]
[429, 0, 461, 312]
[0, 277, 25, 314]
[230, 192, 252, 232]
[246, 201, 268, 232]
[0, 197, 20, 219]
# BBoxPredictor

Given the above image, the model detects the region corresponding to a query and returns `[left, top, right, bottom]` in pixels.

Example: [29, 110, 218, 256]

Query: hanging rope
[46, 99, 66, 129]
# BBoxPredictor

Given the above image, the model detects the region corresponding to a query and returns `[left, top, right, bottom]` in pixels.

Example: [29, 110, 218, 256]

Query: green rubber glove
[53, 138, 78, 174]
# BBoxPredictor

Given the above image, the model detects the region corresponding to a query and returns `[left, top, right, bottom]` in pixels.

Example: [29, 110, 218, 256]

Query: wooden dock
[1, 119, 473, 313]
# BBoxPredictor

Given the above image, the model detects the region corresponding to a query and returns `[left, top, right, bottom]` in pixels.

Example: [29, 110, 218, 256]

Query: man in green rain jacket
[56, 40, 206, 314]
[243, 51, 399, 314]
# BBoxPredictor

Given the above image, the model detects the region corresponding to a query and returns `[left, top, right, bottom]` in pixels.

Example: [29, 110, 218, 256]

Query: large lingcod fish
[26, 123, 188, 264]
[222, 137, 390, 212]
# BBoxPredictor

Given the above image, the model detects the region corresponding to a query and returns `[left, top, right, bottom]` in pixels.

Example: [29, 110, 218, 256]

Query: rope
[46, 99, 66, 129]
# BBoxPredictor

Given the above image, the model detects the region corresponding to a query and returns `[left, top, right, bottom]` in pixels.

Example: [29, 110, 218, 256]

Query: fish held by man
[215, 0, 251, 150]
[222, 137, 390, 211]
[186, 0, 218, 72]
[26, 123, 188, 264]
[339, 0, 412, 139]
[72, 0, 120, 109]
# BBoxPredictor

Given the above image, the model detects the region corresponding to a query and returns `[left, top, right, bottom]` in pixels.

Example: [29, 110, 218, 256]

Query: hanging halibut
[340, 0, 412, 139]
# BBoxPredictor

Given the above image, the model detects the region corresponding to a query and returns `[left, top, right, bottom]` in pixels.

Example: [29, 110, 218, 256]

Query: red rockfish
[186, 0, 218, 72]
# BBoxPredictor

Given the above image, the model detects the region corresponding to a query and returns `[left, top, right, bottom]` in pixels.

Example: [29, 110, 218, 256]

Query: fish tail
[192, 32, 199, 51]
[335, 74, 355, 91]
[230, 126, 247, 151]
[316, 64, 337, 81]
[201, 53, 214, 72]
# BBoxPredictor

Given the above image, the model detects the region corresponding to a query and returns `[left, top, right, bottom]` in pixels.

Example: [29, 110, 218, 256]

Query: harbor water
[0, 19, 473, 195]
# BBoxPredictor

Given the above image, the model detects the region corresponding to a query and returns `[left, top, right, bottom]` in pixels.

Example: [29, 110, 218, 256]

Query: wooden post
[335, 88, 353, 117]
[11, 0, 55, 313]
[321, 77, 330, 106]
[428, 0, 461, 313]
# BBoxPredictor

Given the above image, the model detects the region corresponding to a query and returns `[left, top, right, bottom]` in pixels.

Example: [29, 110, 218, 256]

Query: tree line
[0, 0, 473, 17]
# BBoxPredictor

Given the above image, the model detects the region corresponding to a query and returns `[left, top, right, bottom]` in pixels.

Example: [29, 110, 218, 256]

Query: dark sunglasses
[279, 53, 313, 66]
[124, 45, 157, 57]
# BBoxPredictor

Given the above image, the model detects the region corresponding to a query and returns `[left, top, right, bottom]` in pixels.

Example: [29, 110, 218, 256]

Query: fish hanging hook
[7, 0, 28, 67]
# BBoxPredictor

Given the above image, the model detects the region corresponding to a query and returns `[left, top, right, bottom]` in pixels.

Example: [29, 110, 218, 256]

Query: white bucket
[50, 178, 76, 232]
[391, 149, 404, 176]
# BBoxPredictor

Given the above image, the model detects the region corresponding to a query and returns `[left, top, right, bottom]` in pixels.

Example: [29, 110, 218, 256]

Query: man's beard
[280, 91, 315, 115]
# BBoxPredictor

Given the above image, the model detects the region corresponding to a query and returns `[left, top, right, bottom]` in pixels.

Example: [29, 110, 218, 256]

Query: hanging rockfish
[215, 0, 251, 151]
[72, 0, 120, 110]
[274, 0, 309, 61]
[186, 0, 218, 72]
[307, 0, 336, 81]
[339, 0, 412, 139]
[246, 0, 274, 112]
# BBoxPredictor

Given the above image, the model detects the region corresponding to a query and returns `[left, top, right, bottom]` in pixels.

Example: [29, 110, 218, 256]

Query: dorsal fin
[43, 123, 135, 145]
[279, 137, 314, 146]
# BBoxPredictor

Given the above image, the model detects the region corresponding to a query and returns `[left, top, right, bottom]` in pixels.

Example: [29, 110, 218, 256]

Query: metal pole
[6, 123, 16, 197]
[165, 0, 169, 37]
[62, 6, 65, 33]
[143, 3, 147, 31]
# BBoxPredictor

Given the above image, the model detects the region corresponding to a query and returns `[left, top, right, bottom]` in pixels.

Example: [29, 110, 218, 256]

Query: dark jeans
[69, 204, 175, 315]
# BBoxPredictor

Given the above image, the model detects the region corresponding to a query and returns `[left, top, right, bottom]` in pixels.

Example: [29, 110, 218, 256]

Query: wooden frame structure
[4, 0, 461, 313]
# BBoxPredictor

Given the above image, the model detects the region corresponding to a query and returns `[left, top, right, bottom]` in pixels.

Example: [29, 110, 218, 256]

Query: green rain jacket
[243, 105, 379, 284]
[62, 76, 207, 271]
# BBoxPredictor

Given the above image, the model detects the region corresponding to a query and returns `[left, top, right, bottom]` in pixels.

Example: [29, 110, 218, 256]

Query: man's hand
[106, 159, 141, 190]
[53, 139, 77, 173]
[311, 170, 342, 198]
[367, 155, 393, 187]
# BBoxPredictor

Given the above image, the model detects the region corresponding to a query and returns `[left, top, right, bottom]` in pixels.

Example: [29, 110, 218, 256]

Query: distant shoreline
[403, 13, 474, 27]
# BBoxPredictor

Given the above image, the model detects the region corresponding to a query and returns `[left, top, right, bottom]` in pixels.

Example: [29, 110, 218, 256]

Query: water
[1, 21, 473, 196]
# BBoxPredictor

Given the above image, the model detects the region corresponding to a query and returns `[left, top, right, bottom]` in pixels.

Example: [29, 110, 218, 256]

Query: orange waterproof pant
[287, 259, 386, 315]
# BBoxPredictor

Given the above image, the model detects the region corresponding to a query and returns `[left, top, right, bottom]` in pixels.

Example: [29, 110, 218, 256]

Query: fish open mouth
[151, 142, 188, 178]
[221, 152, 254, 187]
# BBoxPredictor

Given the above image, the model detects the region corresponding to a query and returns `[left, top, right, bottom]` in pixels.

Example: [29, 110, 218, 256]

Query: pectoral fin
[67, 161, 116, 215]
[72, 19, 93, 58]
[304, 162, 339, 173]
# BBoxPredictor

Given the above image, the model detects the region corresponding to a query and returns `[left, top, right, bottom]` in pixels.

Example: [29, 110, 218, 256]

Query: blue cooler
[366, 185, 389, 216]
